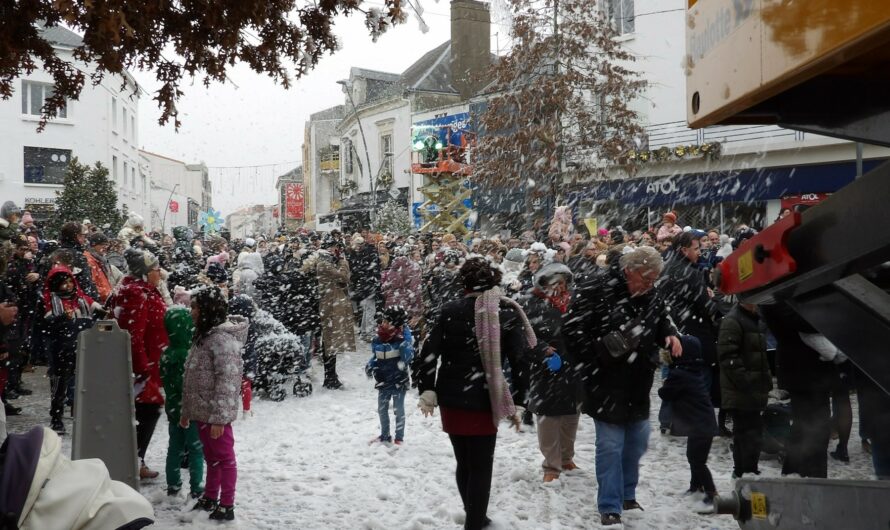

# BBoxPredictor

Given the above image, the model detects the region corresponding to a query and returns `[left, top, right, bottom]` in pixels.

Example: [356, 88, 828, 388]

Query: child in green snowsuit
[161, 306, 205, 497]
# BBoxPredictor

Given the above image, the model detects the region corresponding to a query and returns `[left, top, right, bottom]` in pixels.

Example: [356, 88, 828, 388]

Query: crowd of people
[1, 200, 887, 527]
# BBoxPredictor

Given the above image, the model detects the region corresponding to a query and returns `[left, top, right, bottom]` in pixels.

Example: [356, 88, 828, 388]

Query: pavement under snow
[9, 345, 876, 530]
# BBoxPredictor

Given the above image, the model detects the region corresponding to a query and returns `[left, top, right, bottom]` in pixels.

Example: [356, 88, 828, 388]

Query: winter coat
[233, 250, 264, 299]
[423, 265, 463, 323]
[160, 307, 194, 422]
[416, 296, 527, 411]
[518, 291, 577, 416]
[83, 249, 113, 303]
[306, 251, 355, 355]
[280, 267, 320, 335]
[761, 302, 837, 394]
[382, 256, 423, 321]
[10, 426, 154, 530]
[656, 223, 683, 243]
[117, 212, 154, 249]
[717, 306, 773, 411]
[6, 253, 40, 323]
[659, 255, 720, 365]
[563, 264, 676, 425]
[109, 276, 170, 405]
[181, 316, 247, 425]
[0, 218, 19, 243]
[42, 266, 96, 372]
[658, 363, 718, 437]
[366, 326, 414, 391]
[347, 243, 381, 301]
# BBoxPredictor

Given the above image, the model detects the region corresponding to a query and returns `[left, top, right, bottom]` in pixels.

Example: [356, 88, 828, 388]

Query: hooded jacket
[42, 266, 96, 367]
[658, 336, 718, 437]
[108, 276, 170, 404]
[160, 307, 194, 422]
[181, 316, 248, 425]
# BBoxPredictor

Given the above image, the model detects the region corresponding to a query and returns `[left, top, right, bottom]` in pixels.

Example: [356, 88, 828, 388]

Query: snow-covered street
[9, 346, 875, 530]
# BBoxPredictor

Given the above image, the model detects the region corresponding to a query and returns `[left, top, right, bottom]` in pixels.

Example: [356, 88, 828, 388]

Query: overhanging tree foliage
[48, 158, 125, 239]
[475, 0, 645, 201]
[1, 0, 407, 129]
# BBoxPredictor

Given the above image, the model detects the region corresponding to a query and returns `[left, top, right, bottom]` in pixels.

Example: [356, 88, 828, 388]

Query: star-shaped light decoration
[199, 208, 222, 233]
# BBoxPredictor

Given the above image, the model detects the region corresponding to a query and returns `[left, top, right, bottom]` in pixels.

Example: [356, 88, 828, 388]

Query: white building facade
[140, 151, 212, 234]
[0, 26, 149, 224]
[571, 0, 890, 233]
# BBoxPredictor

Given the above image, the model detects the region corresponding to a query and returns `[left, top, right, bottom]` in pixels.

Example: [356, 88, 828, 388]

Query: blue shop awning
[568, 160, 886, 207]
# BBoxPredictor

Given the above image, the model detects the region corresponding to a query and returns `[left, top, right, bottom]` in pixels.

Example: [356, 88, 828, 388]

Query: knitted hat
[244, 237, 256, 248]
[88, 232, 109, 247]
[206, 262, 228, 284]
[172, 286, 192, 306]
[676, 335, 703, 366]
[21, 211, 34, 225]
[663, 212, 677, 224]
[124, 248, 159, 277]
[533, 262, 574, 289]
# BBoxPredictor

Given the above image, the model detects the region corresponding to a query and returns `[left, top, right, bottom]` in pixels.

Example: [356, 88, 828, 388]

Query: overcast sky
[134, 1, 509, 216]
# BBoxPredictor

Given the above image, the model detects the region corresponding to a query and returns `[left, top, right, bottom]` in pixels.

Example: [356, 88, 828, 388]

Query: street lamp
[337, 79, 376, 222]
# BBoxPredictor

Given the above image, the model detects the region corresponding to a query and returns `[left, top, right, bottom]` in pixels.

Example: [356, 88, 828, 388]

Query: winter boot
[322, 356, 343, 390]
[209, 504, 235, 521]
[830, 445, 850, 463]
[50, 416, 66, 435]
[623, 500, 644, 511]
[600, 513, 622, 526]
[192, 496, 219, 512]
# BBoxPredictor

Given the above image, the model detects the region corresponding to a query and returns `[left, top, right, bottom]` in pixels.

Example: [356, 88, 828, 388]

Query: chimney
[451, 0, 491, 100]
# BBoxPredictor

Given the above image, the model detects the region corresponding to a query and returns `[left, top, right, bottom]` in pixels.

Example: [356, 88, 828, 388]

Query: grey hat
[533, 262, 574, 289]
[1, 201, 21, 220]
[504, 248, 526, 264]
[124, 248, 159, 277]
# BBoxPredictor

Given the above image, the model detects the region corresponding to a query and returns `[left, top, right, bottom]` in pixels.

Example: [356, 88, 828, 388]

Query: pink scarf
[472, 287, 538, 427]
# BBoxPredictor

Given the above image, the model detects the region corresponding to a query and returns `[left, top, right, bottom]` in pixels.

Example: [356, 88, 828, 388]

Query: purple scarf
[472, 287, 538, 427]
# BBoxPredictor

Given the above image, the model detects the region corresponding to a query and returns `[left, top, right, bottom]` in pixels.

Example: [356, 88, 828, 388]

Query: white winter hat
[244, 237, 256, 248]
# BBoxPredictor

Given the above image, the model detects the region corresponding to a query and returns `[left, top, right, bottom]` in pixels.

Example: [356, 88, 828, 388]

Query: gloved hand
[545, 352, 562, 373]
[418, 390, 438, 417]
[364, 360, 375, 378]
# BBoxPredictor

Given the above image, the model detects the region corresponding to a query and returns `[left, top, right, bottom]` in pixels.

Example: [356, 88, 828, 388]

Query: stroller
[251, 309, 312, 401]
[0, 427, 153, 530]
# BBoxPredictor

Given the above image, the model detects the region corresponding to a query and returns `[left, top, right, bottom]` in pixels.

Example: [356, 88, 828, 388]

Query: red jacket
[110, 276, 169, 404]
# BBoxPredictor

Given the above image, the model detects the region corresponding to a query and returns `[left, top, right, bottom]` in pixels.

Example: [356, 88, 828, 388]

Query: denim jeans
[593, 418, 651, 515]
[378, 387, 407, 441]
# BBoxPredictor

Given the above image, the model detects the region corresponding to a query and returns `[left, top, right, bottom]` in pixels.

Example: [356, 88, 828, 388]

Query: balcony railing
[645, 121, 802, 150]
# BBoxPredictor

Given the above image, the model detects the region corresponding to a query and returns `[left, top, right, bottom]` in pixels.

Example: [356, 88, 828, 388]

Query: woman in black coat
[518, 262, 580, 483]
[415, 258, 535, 530]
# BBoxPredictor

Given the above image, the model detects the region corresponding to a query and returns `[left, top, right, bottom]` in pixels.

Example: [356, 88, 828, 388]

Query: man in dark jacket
[717, 302, 772, 478]
[761, 301, 836, 478]
[347, 235, 381, 341]
[5, 236, 40, 398]
[58, 221, 99, 301]
[564, 246, 682, 526]
[658, 232, 722, 433]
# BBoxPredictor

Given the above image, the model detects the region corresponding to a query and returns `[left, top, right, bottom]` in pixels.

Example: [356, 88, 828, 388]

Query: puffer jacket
[181, 316, 248, 425]
[108, 276, 170, 405]
[717, 305, 773, 411]
[366, 326, 414, 391]
[160, 307, 194, 422]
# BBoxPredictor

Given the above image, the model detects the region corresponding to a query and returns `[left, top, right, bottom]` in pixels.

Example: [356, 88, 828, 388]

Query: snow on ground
[9, 345, 875, 530]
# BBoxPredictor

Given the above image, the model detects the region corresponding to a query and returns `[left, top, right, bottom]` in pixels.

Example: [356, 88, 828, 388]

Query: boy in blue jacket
[365, 306, 414, 445]
[658, 335, 719, 511]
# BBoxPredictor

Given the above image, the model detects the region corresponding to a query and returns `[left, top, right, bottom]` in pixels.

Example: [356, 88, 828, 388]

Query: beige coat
[306, 251, 355, 356]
